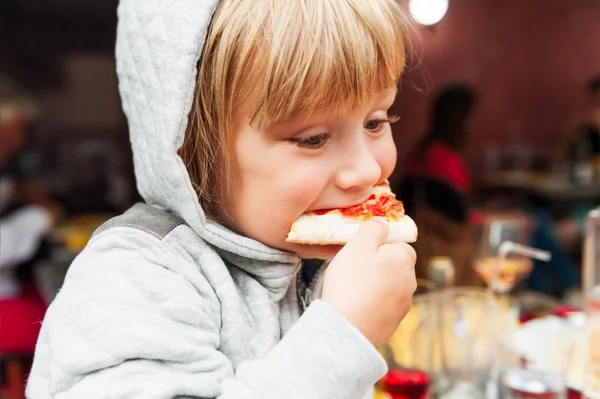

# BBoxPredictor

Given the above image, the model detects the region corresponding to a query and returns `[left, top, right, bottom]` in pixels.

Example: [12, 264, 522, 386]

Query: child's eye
[290, 133, 331, 149]
[364, 115, 401, 133]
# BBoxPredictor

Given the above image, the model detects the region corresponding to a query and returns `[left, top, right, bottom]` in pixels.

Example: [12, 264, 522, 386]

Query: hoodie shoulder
[84, 202, 218, 283]
[93, 203, 183, 241]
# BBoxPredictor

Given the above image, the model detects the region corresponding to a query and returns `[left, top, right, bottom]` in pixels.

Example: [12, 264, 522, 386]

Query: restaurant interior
[1, 0, 599, 398]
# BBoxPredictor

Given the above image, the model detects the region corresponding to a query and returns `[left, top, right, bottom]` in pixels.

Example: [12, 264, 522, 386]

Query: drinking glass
[473, 213, 533, 293]
[435, 288, 519, 399]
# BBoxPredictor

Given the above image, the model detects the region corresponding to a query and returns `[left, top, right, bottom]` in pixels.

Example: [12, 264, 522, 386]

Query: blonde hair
[180, 0, 413, 218]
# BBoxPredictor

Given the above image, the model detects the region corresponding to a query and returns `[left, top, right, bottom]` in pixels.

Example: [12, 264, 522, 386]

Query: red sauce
[314, 209, 332, 216]
[310, 194, 404, 220]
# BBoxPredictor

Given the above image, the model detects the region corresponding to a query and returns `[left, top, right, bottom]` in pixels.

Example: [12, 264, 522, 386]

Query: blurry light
[408, 0, 449, 26]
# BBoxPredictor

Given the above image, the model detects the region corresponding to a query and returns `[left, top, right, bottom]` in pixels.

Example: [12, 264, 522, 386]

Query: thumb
[348, 217, 389, 250]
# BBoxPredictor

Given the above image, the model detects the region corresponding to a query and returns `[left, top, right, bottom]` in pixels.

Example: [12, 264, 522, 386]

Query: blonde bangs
[218, 0, 413, 128]
[182, 0, 413, 218]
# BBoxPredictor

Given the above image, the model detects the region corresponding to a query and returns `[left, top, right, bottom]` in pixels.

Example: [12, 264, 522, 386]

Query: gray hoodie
[26, 1, 388, 398]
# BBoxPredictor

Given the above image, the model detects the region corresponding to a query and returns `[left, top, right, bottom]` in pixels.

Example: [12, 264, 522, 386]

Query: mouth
[344, 193, 375, 209]
[308, 192, 374, 215]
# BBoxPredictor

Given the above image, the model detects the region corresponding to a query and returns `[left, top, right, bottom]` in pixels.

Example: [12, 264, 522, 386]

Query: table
[480, 171, 599, 202]
[373, 289, 585, 398]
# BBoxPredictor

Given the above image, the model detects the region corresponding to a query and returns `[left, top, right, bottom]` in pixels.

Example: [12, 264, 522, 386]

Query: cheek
[375, 134, 397, 179]
[225, 150, 330, 246]
[247, 169, 329, 250]
[268, 166, 330, 216]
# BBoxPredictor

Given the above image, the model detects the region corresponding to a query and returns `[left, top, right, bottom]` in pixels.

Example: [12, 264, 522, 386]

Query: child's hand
[321, 217, 417, 347]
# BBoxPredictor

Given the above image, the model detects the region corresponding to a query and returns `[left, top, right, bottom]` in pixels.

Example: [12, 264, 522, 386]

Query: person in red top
[403, 84, 580, 297]
[404, 84, 477, 194]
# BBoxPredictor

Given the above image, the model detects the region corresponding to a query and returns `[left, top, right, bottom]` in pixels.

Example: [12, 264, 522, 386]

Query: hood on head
[115, 0, 296, 264]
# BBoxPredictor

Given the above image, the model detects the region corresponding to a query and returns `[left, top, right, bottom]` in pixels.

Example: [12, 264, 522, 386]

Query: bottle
[583, 208, 600, 399]
[428, 256, 455, 289]
[428, 257, 455, 396]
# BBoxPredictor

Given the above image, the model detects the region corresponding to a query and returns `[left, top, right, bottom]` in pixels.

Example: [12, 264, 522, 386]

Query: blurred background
[0, 1, 599, 398]
[390, 0, 599, 299]
[394, 0, 600, 174]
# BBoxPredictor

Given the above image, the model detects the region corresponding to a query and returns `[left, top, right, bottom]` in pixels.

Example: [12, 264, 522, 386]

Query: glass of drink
[473, 212, 533, 293]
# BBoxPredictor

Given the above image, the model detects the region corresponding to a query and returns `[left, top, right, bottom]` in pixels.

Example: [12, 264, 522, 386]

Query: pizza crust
[286, 213, 418, 245]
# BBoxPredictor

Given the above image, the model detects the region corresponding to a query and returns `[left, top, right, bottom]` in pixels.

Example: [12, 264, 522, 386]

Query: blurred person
[536, 75, 600, 303]
[569, 75, 600, 137]
[557, 76, 600, 252]
[403, 84, 476, 195]
[0, 105, 62, 393]
[27, 1, 417, 398]
[398, 84, 479, 286]
[566, 76, 600, 186]
[0, 106, 61, 298]
[399, 84, 580, 296]
[565, 75, 600, 179]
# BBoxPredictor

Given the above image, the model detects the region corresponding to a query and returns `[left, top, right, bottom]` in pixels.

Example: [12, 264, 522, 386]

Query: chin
[287, 243, 344, 260]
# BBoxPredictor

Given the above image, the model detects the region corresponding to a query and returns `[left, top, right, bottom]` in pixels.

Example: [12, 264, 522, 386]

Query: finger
[378, 242, 417, 266]
[347, 217, 390, 250]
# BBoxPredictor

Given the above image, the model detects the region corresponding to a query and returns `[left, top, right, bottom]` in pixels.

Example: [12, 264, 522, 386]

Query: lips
[340, 193, 374, 209]
[309, 192, 374, 214]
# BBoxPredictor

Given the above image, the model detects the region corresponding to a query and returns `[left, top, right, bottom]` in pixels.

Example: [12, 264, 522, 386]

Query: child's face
[217, 89, 398, 259]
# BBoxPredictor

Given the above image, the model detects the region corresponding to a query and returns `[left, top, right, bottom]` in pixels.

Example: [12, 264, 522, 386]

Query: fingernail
[370, 216, 388, 225]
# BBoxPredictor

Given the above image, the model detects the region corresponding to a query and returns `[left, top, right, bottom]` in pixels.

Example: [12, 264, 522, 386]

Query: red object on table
[508, 388, 562, 399]
[381, 369, 430, 399]
[552, 305, 579, 318]
[519, 305, 580, 324]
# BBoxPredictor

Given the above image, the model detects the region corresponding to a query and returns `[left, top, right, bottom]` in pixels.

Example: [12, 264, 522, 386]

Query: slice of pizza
[286, 182, 418, 245]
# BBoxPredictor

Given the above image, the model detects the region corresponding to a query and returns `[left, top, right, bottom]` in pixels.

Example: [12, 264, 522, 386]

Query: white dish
[510, 316, 585, 391]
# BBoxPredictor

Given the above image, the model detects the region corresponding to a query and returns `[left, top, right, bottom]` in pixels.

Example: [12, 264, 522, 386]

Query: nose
[335, 140, 382, 190]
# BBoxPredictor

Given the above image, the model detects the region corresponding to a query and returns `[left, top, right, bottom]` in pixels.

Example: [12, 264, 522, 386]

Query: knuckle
[391, 244, 417, 265]
[411, 277, 418, 293]
[403, 244, 417, 264]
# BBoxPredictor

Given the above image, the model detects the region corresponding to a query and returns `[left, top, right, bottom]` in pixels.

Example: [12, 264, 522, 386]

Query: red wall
[391, 0, 600, 181]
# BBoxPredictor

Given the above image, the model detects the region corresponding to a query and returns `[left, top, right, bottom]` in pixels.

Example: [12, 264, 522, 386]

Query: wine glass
[473, 212, 533, 294]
